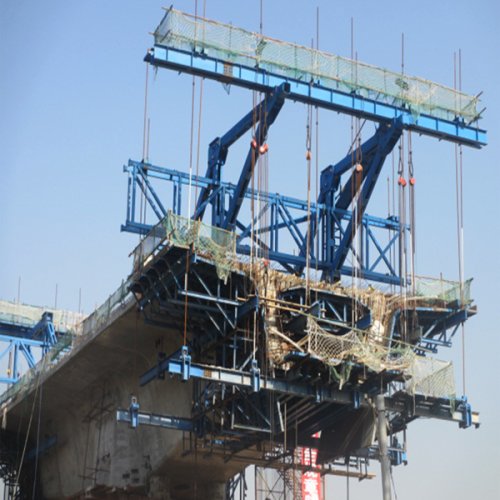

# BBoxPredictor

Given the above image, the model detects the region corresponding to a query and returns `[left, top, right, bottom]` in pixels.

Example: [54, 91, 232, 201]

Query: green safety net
[307, 317, 456, 399]
[414, 276, 472, 304]
[131, 212, 237, 284]
[155, 9, 480, 122]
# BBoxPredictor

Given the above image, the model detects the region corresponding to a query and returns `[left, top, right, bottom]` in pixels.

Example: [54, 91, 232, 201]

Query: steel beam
[141, 353, 477, 426]
[116, 409, 195, 432]
[146, 46, 486, 148]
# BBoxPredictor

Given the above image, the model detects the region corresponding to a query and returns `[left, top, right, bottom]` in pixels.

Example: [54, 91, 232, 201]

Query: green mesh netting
[155, 9, 480, 122]
[406, 356, 456, 399]
[307, 317, 414, 372]
[131, 213, 237, 284]
[414, 277, 472, 304]
[0, 300, 85, 334]
[307, 317, 456, 399]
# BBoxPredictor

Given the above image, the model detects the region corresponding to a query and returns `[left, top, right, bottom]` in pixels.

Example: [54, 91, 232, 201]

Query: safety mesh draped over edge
[307, 318, 456, 399]
[155, 9, 480, 122]
[131, 212, 237, 284]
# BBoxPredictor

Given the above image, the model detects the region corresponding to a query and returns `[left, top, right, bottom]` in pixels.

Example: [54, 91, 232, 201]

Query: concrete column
[375, 394, 392, 500]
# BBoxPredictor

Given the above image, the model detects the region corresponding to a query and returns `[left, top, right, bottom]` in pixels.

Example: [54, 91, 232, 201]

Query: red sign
[301, 445, 322, 500]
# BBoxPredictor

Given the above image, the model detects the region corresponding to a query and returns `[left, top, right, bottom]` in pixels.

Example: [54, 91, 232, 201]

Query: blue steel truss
[123, 157, 408, 284]
[0, 311, 62, 385]
[120, 37, 486, 286]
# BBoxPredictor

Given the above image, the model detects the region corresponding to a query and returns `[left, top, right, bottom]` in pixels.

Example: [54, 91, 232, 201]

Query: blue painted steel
[0, 313, 62, 385]
[123, 160, 408, 284]
[250, 360, 260, 393]
[146, 46, 486, 148]
[181, 346, 191, 381]
[195, 86, 289, 225]
[136, 352, 473, 425]
[221, 84, 288, 230]
[352, 389, 361, 409]
[128, 395, 140, 429]
[25, 436, 57, 462]
[459, 397, 473, 429]
[116, 408, 195, 432]
[388, 444, 407, 466]
[328, 120, 404, 279]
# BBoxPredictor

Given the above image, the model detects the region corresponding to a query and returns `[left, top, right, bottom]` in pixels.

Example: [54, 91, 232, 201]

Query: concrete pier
[1, 300, 239, 499]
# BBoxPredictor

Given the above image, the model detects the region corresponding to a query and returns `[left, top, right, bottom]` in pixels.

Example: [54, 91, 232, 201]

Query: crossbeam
[146, 46, 486, 148]
[141, 353, 477, 427]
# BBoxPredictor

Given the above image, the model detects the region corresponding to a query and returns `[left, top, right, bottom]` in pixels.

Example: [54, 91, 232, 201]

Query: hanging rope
[454, 50, 466, 395]
[31, 382, 43, 500]
[182, 66, 198, 347]
[315, 7, 320, 299]
[305, 94, 313, 304]
[408, 131, 416, 295]
[349, 20, 356, 327]
[138, 62, 150, 243]
[397, 133, 409, 342]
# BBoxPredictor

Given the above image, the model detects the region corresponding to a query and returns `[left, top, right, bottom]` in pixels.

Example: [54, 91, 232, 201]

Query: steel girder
[146, 45, 486, 148]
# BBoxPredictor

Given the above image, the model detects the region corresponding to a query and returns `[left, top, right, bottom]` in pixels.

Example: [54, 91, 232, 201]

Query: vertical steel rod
[375, 394, 392, 500]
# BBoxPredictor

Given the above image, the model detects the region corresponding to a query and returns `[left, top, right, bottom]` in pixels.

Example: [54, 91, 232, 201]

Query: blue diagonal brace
[297, 122, 401, 275]
[328, 120, 404, 277]
[195, 96, 272, 223]
[221, 84, 289, 230]
[137, 165, 167, 219]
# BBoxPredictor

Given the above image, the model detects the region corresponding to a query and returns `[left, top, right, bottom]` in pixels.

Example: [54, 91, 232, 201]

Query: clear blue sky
[1, 0, 499, 498]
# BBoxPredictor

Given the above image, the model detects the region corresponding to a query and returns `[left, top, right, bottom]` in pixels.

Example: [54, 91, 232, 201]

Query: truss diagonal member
[195, 83, 290, 225]
[222, 85, 289, 231]
[295, 119, 403, 277]
[328, 120, 404, 279]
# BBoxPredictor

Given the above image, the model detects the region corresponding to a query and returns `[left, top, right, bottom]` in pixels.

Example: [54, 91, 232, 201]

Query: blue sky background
[1, 0, 499, 498]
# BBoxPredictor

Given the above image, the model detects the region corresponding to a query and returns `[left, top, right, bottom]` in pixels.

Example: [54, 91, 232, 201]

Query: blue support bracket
[236, 296, 259, 322]
[221, 84, 289, 231]
[250, 360, 260, 393]
[388, 444, 407, 467]
[31, 312, 58, 355]
[326, 120, 404, 280]
[195, 86, 288, 225]
[459, 397, 473, 429]
[128, 395, 140, 429]
[181, 346, 191, 382]
[352, 388, 361, 410]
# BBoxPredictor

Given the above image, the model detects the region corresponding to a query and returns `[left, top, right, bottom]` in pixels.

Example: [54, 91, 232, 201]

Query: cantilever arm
[221, 84, 289, 231]
[195, 83, 290, 224]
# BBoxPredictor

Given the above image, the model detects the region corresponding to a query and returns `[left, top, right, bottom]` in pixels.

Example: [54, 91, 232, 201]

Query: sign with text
[301, 443, 322, 500]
